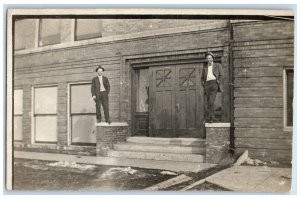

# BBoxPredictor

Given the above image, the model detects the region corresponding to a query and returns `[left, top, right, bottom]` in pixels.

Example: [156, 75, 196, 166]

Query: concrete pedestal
[96, 122, 128, 156]
[205, 123, 231, 164]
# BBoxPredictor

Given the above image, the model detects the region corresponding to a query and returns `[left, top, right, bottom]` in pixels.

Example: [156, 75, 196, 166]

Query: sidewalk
[205, 165, 292, 192]
[14, 151, 216, 173]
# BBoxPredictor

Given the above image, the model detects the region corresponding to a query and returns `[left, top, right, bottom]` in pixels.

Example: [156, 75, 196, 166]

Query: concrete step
[107, 150, 205, 163]
[127, 137, 206, 147]
[113, 142, 205, 154]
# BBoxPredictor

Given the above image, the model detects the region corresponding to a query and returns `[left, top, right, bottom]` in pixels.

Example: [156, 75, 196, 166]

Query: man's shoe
[97, 119, 101, 123]
[211, 117, 218, 122]
[107, 121, 111, 125]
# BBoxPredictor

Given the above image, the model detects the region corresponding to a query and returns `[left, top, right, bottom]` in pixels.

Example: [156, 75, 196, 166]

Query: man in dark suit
[91, 66, 111, 124]
[201, 52, 224, 123]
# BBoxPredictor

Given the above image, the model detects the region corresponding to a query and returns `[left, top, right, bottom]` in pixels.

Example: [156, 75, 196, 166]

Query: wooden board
[234, 87, 283, 97]
[234, 77, 282, 88]
[234, 118, 283, 128]
[234, 67, 282, 78]
[234, 97, 283, 108]
[234, 128, 292, 139]
[233, 48, 294, 59]
[235, 137, 292, 150]
[234, 108, 283, 118]
[233, 56, 294, 68]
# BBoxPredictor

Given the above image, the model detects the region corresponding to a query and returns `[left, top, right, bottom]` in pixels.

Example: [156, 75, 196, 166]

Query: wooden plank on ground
[144, 174, 192, 191]
[180, 179, 206, 191]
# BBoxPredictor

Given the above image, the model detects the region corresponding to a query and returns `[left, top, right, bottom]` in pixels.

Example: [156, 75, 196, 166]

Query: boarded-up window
[284, 69, 294, 127]
[70, 83, 96, 145]
[136, 68, 149, 112]
[75, 19, 102, 41]
[34, 86, 57, 143]
[14, 89, 23, 141]
[39, 19, 62, 46]
[14, 19, 36, 50]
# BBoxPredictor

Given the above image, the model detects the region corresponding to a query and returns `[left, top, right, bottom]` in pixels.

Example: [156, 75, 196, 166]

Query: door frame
[128, 51, 224, 137]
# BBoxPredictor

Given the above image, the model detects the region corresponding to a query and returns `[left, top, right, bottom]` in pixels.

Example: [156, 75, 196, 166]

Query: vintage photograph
[6, 8, 294, 192]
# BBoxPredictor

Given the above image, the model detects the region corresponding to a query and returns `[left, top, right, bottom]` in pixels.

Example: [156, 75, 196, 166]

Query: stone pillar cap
[95, 122, 128, 127]
[205, 123, 231, 127]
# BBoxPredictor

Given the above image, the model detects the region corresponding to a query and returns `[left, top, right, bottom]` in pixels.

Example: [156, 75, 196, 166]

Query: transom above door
[149, 63, 205, 138]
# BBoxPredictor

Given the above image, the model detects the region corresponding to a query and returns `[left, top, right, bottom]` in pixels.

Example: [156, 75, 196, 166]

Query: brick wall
[232, 20, 294, 164]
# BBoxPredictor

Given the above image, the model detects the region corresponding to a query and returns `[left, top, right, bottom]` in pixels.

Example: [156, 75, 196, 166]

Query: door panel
[149, 63, 205, 138]
[175, 64, 203, 138]
[149, 67, 175, 137]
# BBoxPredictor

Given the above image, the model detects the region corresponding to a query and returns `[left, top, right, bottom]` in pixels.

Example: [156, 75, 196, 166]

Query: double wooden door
[149, 63, 205, 138]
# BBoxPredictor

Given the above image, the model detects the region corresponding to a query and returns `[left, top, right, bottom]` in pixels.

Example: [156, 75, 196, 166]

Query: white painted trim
[34, 19, 40, 48]
[31, 86, 35, 144]
[95, 122, 128, 127]
[70, 19, 75, 44]
[68, 81, 94, 145]
[205, 123, 231, 128]
[31, 85, 59, 144]
[283, 67, 293, 130]
[67, 83, 71, 146]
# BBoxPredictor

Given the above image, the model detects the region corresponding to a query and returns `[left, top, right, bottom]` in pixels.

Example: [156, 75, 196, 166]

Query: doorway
[148, 63, 205, 138]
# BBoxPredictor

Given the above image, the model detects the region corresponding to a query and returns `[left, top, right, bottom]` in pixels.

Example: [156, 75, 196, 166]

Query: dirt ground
[13, 158, 229, 191]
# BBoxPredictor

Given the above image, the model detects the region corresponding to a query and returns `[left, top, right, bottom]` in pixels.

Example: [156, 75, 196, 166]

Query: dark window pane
[75, 19, 102, 41]
[286, 69, 293, 126]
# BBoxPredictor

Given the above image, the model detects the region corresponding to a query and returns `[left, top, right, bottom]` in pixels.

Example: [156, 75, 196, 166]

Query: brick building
[12, 17, 294, 164]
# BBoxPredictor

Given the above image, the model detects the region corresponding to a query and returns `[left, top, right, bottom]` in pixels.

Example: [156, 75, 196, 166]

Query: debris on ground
[99, 167, 138, 180]
[244, 157, 266, 166]
[47, 161, 97, 170]
[160, 171, 178, 175]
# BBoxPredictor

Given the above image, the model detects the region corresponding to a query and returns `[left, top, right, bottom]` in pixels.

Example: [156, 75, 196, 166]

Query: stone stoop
[107, 137, 206, 163]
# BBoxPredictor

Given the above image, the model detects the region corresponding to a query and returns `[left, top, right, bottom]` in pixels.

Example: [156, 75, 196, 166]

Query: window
[14, 89, 23, 141]
[75, 19, 102, 41]
[33, 86, 57, 143]
[136, 68, 149, 112]
[14, 19, 36, 50]
[39, 19, 62, 46]
[284, 68, 294, 129]
[70, 83, 96, 145]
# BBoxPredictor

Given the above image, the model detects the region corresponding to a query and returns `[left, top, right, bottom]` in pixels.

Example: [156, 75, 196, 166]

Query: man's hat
[205, 52, 215, 59]
[95, 65, 105, 72]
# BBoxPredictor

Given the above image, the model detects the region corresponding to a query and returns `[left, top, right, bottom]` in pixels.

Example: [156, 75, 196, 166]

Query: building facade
[13, 17, 294, 164]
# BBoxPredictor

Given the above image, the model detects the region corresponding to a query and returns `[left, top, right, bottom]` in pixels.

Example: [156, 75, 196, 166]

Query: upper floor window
[284, 68, 293, 129]
[39, 19, 62, 46]
[14, 19, 36, 50]
[75, 19, 102, 41]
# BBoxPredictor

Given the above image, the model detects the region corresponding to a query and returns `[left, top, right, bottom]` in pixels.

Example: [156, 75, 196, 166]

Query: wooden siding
[232, 20, 294, 164]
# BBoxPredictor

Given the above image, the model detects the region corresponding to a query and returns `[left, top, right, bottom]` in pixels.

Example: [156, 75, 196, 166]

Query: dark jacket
[91, 75, 110, 97]
[201, 62, 224, 92]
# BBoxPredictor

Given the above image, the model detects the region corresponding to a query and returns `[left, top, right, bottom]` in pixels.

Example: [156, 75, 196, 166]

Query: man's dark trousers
[95, 91, 110, 122]
[204, 80, 218, 120]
